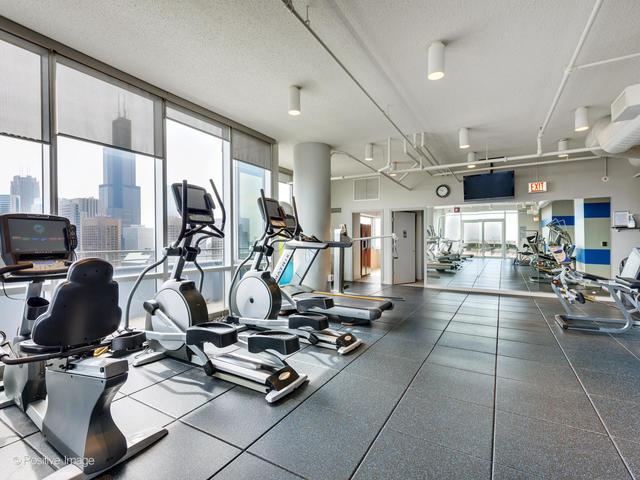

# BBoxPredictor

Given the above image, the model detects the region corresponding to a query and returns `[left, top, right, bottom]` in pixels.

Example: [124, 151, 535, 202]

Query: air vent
[354, 177, 380, 201]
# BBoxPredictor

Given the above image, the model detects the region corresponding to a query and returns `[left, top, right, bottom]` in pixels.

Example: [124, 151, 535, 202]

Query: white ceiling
[2, 0, 639, 178]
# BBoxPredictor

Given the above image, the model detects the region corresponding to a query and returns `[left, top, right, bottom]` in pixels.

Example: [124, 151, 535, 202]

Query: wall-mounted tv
[463, 170, 515, 201]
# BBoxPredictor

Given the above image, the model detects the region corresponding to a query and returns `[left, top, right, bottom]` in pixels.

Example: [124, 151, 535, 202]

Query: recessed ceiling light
[288, 86, 301, 116]
[459, 127, 470, 149]
[427, 41, 445, 81]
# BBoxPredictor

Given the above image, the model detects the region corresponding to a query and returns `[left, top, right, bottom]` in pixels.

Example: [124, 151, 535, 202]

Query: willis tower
[99, 112, 141, 238]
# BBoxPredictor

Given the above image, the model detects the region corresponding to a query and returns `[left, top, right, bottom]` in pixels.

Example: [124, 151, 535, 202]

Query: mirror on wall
[423, 198, 613, 296]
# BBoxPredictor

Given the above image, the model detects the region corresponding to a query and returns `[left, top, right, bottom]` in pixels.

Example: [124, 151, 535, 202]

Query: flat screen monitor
[463, 171, 515, 201]
[6, 217, 68, 255]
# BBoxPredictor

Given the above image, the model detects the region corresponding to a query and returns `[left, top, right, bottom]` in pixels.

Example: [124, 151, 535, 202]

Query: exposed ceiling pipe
[536, 0, 603, 154]
[575, 52, 640, 70]
[281, 0, 435, 167]
[433, 155, 601, 176]
[331, 150, 412, 191]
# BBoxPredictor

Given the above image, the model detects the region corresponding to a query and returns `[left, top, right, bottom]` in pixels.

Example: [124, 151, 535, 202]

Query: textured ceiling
[1, 0, 639, 177]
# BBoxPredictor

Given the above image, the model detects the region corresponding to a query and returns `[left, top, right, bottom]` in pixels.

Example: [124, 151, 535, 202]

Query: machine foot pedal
[247, 331, 300, 355]
[186, 322, 239, 348]
[289, 313, 329, 331]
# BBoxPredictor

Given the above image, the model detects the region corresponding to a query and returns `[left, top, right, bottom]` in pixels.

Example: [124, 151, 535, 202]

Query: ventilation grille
[354, 178, 380, 201]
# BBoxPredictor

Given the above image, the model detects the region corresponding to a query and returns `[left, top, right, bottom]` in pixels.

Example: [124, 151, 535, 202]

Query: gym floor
[1, 283, 639, 479]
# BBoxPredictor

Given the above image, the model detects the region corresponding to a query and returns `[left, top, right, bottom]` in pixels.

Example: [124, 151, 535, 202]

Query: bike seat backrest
[32, 258, 121, 348]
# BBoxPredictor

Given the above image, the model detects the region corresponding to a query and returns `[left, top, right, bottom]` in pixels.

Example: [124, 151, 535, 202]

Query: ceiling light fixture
[288, 86, 301, 116]
[574, 106, 589, 132]
[467, 151, 476, 168]
[459, 127, 470, 149]
[427, 41, 445, 81]
[365, 143, 374, 161]
[558, 139, 569, 158]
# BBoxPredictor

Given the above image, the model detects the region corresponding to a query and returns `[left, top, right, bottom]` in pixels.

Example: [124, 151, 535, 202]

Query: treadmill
[272, 201, 393, 325]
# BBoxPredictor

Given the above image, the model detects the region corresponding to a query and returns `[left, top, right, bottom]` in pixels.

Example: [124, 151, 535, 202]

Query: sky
[0, 120, 226, 229]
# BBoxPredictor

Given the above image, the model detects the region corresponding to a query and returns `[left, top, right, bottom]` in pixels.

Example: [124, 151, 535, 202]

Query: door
[482, 221, 505, 257]
[360, 223, 372, 277]
[393, 211, 416, 283]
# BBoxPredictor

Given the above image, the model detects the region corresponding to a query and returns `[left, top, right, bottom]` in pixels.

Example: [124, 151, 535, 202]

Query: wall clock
[436, 184, 450, 198]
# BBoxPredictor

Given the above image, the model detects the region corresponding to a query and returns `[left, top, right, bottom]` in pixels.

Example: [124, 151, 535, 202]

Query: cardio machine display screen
[186, 187, 209, 212]
[264, 199, 284, 224]
[7, 218, 68, 254]
[621, 248, 640, 279]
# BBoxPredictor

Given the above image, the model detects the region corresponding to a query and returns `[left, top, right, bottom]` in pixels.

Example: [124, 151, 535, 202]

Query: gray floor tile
[427, 345, 496, 375]
[109, 421, 240, 479]
[388, 389, 493, 459]
[0, 417, 21, 447]
[131, 366, 234, 418]
[452, 314, 499, 326]
[0, 406, 38, 438]
[367, 334, 435, 360]
[285, 357, 340, 395]
[352, 426, 491, 480]
[345, 349, 423, 386]
[613, 437, 640, 480]
[112, 396, 174, 435]
[213, 452, 301, 480]
[564, 347, 640, 378]
[498, 318, 549, 332]
[304, 371, 403, 426]
[494, 410, 630, 479]
[496, 355, 582, 392]
[411, 309, 457, 320]
[119, 358, 193, 395]
[249, 403, 379, 480]
[577, 368, 640, 403]
[387, 324, 443, 344]
[497, 339, 566, 364]
[497, 328, 556, 346]
[492, 463, 543, 479]
[287, 341, 367, 371]
[447, 322, 497, 338]
[181, 386, 302, 449]
[401, 317, 451, 331]
[439, 332, 497, 354]
[410, 363, 495, 407]
[0, 439, 55, 479]
[496, 377, 604, 433]
[591, 394, 640, 443]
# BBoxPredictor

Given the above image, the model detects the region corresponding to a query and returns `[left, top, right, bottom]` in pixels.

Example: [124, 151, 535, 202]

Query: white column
[293, 142, 331, 290]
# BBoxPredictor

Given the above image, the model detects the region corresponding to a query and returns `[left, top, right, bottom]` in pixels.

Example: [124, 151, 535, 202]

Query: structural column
[293, 142, 331, 290]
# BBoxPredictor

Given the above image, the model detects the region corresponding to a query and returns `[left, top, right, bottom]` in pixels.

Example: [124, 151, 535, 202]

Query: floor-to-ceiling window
[232, 130, 272, 262]
[55, 59, 161, 276]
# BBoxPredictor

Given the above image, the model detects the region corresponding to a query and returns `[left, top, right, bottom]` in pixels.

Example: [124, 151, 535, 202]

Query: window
[165, 106, 229, 266]
[0, 136, 45, 214]
[232, 129, 272, 262]
[57, 136, 158, 273]
[278, 170, 293, 205]
[234, 161, 270, 261]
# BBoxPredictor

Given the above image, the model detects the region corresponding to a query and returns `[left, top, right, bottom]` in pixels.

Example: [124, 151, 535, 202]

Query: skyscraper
[59, 197, 99, 248]
[81, 216, 121, 254]
[10, 175, 40, 213]
[0, 194, 20, 214]
[99, 115, 141, 235]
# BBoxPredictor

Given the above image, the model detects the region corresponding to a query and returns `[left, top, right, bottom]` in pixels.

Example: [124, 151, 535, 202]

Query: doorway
[462, 219, 506, 257]
[393, 210, 418, 284]
[358, 213, 382, 284]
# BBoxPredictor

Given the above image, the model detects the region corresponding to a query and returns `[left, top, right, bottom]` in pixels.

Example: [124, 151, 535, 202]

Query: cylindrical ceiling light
[365, 143, 374, 161]
[558, 139, 569, 158]
[467, 151, 476, 168]
[288, 86, 301, 116]
[458, 127, 470, 149]
[427, 41, 445, 81]
[574, 106, 589, 132]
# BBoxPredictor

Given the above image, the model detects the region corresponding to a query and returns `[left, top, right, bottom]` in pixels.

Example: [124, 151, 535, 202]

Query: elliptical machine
[0, 213, 166, 479]
[125, 180, 307, 402]
[229, 191, 362, 355]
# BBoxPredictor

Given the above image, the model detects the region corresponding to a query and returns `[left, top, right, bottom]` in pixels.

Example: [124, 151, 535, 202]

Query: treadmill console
[172, 183, 216, 225]
[0, 214, 75, 276]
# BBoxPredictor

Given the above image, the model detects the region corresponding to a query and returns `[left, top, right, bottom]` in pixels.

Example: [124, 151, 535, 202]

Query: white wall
[331, 158, 640, 279]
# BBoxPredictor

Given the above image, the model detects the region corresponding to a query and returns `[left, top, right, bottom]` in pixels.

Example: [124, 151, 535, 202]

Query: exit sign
[528, 181, 547, 193]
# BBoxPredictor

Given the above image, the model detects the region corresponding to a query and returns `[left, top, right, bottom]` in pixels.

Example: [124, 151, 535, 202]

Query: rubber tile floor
[1, 284, 639, 479]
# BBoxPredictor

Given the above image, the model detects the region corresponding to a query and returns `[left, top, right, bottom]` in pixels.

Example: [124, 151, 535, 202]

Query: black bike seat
[247, 331, 300, 355]
[186, 322, 238, 349]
